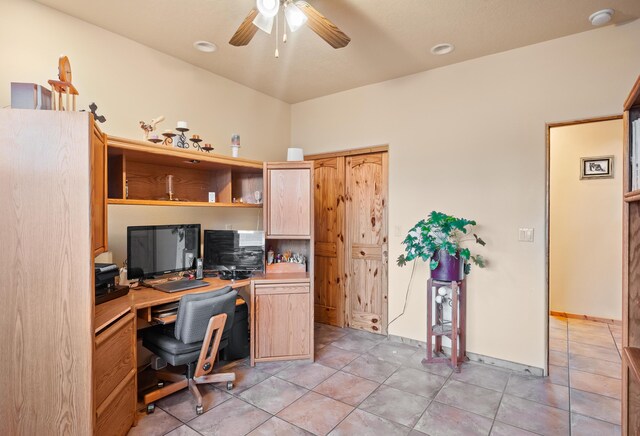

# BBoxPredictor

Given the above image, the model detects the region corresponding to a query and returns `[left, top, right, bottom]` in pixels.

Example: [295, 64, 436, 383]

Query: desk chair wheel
[226, 381, 233, 390]
[147, 404, 155, 414]
[196, 405, 204, 415]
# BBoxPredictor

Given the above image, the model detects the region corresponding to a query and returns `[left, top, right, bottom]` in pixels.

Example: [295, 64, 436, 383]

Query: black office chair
[142, 286, 237, 415]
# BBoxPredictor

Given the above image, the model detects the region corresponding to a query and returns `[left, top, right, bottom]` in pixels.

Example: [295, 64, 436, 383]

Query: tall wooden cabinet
[0, 110, 99, 435]
[252, 162, 314, 365]
[623, 75, 640, 435]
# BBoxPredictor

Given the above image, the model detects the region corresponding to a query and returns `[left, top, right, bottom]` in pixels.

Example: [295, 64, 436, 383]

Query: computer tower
[222, 302, 250, 361]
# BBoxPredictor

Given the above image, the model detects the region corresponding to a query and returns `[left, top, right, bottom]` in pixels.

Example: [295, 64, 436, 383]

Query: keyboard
[152, 279, 209, 293]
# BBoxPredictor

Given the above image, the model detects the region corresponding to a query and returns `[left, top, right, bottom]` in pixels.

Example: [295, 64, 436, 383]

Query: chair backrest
[174, 286, 237, 344]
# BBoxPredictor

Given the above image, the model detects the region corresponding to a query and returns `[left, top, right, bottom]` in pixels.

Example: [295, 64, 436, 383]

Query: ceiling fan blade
[229, 8, 259, 46]
[295, 1, 350, 49]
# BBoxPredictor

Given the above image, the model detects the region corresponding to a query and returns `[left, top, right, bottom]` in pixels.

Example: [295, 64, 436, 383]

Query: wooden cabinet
[264, 162, 313, 238]
[1, 110, 95, 435]
[92, 119, 108, 255]
[251, 280, 313, 364]
[623, 75, 640, 436]
[256, 161, 315, 366]
[94, 312, 136, 436]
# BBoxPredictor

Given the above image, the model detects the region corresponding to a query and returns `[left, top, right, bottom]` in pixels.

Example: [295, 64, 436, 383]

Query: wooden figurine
[48, 55, 78, 111]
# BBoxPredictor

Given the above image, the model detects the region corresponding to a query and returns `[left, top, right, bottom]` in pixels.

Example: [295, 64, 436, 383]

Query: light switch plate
[518, 228, 534, 242]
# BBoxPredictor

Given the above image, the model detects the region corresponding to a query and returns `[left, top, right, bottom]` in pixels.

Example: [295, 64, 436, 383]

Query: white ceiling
[34, 0, 640, 103]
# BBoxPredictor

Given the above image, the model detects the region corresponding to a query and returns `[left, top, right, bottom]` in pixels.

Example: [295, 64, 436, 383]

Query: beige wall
[550, 120, 622, 321]
[0, 0, 290, 265]
[292, 21, 640, 370]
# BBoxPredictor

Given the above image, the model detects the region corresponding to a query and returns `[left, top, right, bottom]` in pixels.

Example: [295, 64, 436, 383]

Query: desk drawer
[95, 370, 135, 436]
[95, 312, 135, 407]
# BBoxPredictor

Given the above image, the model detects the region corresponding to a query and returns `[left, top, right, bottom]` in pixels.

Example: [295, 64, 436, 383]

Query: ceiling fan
[229, 0, 350, 54]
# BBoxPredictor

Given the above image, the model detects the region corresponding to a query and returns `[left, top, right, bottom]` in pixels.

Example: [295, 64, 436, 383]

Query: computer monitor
[127, 224, 201, 280]
[203, 230, 265, 272]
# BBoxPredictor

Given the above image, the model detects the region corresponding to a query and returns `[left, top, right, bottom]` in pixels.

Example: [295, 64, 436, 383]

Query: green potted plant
[397, 211, 486, 281]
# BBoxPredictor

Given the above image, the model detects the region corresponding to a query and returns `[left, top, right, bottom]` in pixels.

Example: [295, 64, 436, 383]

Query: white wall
[292, 21, 640, 370]
[550, 120, 622, 321]
[0, 0, 290, 265]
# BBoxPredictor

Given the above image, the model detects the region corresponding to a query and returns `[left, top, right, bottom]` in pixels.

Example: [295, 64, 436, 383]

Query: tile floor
[129, 316, 622, 436]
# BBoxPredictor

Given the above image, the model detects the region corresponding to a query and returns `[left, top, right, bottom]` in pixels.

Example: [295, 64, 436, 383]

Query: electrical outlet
[518, 228, 534, 242]
[225, 224, 233, 230]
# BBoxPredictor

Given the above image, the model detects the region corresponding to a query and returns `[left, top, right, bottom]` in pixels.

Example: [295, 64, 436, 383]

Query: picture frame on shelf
[580, 155, 613, 179]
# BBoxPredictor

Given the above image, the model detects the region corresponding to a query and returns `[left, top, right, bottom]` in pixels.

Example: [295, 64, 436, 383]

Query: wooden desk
[92, 271, 311, 434]
[95, 272, 311, 357]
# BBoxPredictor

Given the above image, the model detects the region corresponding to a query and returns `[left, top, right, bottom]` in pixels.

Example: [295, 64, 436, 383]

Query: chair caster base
[196, 405, 204, 415]
[227, 381, 233, 390]
[147, 404, 155, 414]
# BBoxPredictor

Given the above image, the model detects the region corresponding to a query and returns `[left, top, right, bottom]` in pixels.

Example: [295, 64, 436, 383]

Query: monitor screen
[127, 224, 201, 280]
[203, 230, 265, 272]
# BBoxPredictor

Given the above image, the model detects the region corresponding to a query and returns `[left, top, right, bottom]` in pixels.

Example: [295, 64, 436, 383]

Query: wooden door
[91, 119, 108, 255]
[313, 157, 345, 327]
[345, 153, 388, 334]
[266, 165, 312, 237]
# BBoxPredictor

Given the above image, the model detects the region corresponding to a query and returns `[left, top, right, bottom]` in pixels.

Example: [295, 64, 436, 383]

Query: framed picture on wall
[580, 156, 613, 179]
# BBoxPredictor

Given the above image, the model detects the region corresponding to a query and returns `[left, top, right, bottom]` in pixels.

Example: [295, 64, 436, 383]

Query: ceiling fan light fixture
[284, 3, 308, 32]
[256, 0, 279, 18]
[430, 43, 455, 55]
[253, 13, 274, 34]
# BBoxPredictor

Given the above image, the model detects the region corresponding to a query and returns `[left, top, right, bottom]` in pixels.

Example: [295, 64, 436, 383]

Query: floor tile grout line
[569, 385, 623, 403]
[407, 354, 458, 432]
[607, 321, 623, 360]
[570, 410, 623, 429]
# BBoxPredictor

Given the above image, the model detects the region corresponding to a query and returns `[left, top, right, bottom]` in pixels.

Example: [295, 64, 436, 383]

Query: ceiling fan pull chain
[282, 2, 288, 43]
[275, 10, 280, 58]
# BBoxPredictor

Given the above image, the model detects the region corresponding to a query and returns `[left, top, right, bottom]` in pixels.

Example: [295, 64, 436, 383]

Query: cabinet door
[255, 285, 311, 359]
[267, 167, 311, 237]
[91, 120, 108, 255]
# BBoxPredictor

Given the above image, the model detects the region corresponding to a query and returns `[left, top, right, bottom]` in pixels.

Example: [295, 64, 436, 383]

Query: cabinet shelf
[106, 135, 264, 206]
[107, 198, 262, 208]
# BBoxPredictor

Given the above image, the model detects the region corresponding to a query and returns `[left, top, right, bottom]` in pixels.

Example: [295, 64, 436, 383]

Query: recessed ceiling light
[589, 9, 614, 26]
[430, 43, 454, 55]
[193, 40, 217, 53]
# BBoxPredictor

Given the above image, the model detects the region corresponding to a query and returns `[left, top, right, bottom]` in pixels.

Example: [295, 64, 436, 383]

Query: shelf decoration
[48, 55, 78, 111]
[140, 115, 164, 144]
[176, 121, 189, 149]
[143, 119, 215, 154]
[231, 134, 241, 157]
[162, 130, 176, 146]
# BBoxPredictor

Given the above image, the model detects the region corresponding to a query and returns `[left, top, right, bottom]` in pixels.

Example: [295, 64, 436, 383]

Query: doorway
[307, 146, 389, 334]
[546, 116, 623, 372]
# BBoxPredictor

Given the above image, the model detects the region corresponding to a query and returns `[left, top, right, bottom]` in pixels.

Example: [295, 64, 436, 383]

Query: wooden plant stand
[422, 278, 466, 372]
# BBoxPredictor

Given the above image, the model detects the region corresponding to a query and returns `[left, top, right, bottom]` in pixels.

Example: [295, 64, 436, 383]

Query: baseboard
[550, 310, 621, 326]
[387, 334, 544, 377]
